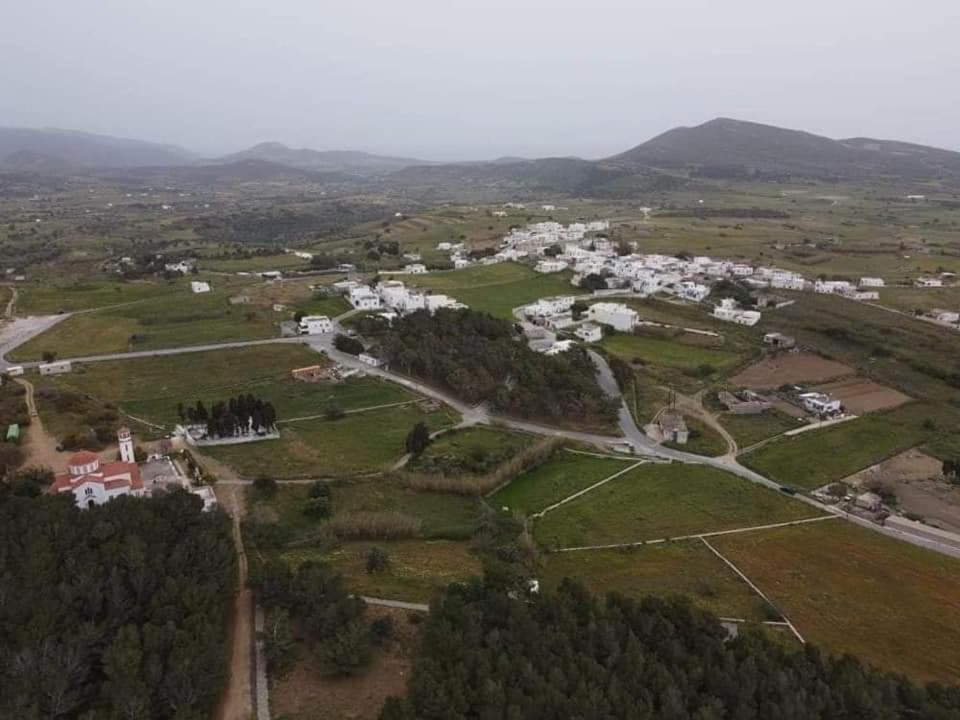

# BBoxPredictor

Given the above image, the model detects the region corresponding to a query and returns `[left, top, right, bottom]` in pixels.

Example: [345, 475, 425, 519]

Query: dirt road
[15, 378, 67, 472]
[214, 484, 255, 720]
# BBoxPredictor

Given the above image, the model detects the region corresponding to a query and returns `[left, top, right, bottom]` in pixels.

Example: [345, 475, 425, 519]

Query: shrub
[253, 474, 278, 497]
[366, 547, 390, 574]
[370, 616, 394, 645]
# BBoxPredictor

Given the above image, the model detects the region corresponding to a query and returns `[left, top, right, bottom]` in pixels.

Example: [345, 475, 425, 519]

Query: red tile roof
[69, 451, 99, 466]
[49, 460, 143, 495]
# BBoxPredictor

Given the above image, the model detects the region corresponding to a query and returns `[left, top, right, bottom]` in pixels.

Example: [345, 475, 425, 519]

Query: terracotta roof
[49, 461, 143, 495]
[69, 451, 99, 466]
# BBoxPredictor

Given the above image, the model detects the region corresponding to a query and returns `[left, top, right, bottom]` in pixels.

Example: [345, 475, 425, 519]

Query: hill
[0, 127, 194, 169]
[612, 117, 960, 183]
[211, 142, 428, 175]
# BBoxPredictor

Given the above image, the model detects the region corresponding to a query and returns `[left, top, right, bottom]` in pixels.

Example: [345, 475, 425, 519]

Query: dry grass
[325, 512, 422, 540]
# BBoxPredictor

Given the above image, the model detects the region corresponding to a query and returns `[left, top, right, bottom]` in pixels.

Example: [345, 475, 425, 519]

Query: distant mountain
[0, 127, 195, 169]
[90, 159, 340, 187]
[211, 142, 428, 175]
[611, 117, 960, 183]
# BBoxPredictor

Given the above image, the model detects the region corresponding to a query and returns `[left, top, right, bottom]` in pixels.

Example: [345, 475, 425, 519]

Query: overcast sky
[2, 0, 958, 160]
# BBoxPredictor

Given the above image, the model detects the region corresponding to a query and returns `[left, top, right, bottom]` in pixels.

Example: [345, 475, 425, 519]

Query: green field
[543, 541, 768, 622]
[490, 451, 635, 515]
[665, 415, 728, 457]
[409, 262, 574, 319]
[600, 333, 744, 373]
[408, 426, 534, 475]
[714, 520, 960, 683]
[740, 403, 941, 490]
[11, 282, 278, 360]
[205, 403, 459, 477]
[534, 463, 820, 549]
[41, 344, 415, 430]
[721, 410, 803, 450]
[16, 279, 182, 314]
[293, 294, 351, 318]
[879, 286, 960, 314]
[282, 540, 482, 604]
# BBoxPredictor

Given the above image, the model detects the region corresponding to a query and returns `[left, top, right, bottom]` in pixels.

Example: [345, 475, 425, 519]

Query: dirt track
[15, 378, 67, 472]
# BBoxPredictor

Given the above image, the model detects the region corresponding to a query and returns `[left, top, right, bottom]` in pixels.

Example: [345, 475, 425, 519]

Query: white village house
[587, 303, 639, 332]
[298, 315, 333, 334]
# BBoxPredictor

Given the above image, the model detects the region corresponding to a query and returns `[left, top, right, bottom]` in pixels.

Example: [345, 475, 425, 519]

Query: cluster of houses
[330, 279, 467, 317]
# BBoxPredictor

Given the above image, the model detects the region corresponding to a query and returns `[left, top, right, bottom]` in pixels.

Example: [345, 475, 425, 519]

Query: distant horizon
[3, 116, 960, 165]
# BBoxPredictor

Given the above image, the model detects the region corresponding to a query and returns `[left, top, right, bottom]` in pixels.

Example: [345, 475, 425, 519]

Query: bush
[366, 547, 390, 574]
[326, 512, 421, 540]
[334, 333, 365, 356]
[370, 616, 394, 645]
[320, 620, 371, 677]
[324, 404, 346, 420]
[302, 496, 331, 520]
[253, 474, 278, 497]
[308, 481, 331, 500]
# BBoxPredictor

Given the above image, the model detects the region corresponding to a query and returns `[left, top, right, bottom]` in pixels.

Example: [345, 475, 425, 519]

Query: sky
[2, 0, 958, 161]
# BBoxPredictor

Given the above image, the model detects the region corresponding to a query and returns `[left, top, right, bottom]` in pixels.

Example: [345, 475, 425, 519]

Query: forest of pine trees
[381, 581, 960, 720]
[381, 308, 618, 427]
[177, 393, 278, 438]
[0, 490, 235, 719]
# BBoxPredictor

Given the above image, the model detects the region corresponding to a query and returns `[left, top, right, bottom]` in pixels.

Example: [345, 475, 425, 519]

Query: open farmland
[204, 403, 459, 477]
[408, 262, 574, 319]
[713, 520, 960, 683]
[407, 426, 533, 475]
[490, 450, 636, 515]
[730, 352, 853, 390]
[543, 541, 768, 622]
[15, 278, 183, 314]
[10, 280, 278, 360]
[740, 402, 943, 490]
[811, 377, 911, 414]
[534, 462, 820, 549]
[721, 410, 802, 449]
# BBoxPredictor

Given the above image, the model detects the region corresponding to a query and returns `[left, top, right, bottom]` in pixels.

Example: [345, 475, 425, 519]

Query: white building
[814, 280, 854, 295]
[524, 296, 575, 318]
[676, 281, 712, 303]
[543, 339, 575, 355]
[575, 323, 603, 343]
[799, 392, 842, 415]
[915, 277, 944, 288]
[39, 360, 72, 376]
[299, 315, 333, 334]
[712, 298, 761, 326]
[403, 263, 427, 274]
[48, 447, 144, 509]
[165, 261, 193, 274]
[348, 286, 382, 310]
[190, 281, 211, 294]
[859, 277, 885, 288]
[425, 294, 464, 313]
[358, 353, 383, 367]
[587, 303, 639, 332]
[534, 259, 568, 274]
[930, 309, 960, 324]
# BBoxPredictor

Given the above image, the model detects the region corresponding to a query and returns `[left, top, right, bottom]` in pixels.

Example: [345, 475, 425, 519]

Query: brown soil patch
[730, 353, 852, 390]
[271, 606, 419, 720]
[813, 378, 911, 414]
[846, 449, 960, 534]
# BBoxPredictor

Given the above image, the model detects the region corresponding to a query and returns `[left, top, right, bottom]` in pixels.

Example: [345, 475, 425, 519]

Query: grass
[713, 520, 960, 683]
[490, 451, 635, 515]
[534, 462, 820, 549]
[601, 332, 744, 373]
[282, 540, 481, 604]
[408, 262, 574, 319]
[16, 278, 182, 314]
[543, 541, 768, 622]
[42, 344, 416, 429]
[721, 410, 803, 450]
[740, 402, 942, 490]
[205, 403, 459, 477]
[878, 286, 960, 314]
[665, 415, 728, 457]
[293, 295, 351, 318]
[408, 426, 534, 475]
[11, 282, 278, 360]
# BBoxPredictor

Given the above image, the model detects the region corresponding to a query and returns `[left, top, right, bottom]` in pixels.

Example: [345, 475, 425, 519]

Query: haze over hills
[3, 118, 960, 193]
[0, 127, 195, 169]
[210, 142, 431, 175]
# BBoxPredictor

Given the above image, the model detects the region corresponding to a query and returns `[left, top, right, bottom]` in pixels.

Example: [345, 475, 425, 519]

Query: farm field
[408, 262, 574, 319]
[40, 344, 415, 429]
[730, 352, 853, 390]
[197, 253, 309, 273]
[283, 540, 481, 604]
[713, 520, 960, 683]
[10, 283, 278, 360]
[407, 426, 533, 475]
[490, 450, 635, 515]
[292, 294, 351, 318]
[878, 286, 960, 314]
[740, 402, 941, 490]
[543, 541, 768, 622]
[205, 403, 459, 477]
[534, 462, 820, 549]
[811, 377, 911, 414]
[15, 278, 183, 314]
[721, 410, 802, 449]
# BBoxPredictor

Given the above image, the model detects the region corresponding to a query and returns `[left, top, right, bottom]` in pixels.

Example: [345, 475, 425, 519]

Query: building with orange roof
[49, 444, 144, 509]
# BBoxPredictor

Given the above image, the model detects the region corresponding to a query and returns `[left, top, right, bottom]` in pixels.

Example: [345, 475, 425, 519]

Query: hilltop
[211, 142, 428, 175]
[0, 127, 195, 169]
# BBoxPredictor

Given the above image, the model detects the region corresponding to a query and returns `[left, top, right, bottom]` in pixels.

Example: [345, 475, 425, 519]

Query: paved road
[0, 315, 71, 366]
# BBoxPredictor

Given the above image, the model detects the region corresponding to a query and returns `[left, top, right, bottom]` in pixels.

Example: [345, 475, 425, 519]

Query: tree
[260, 608, 297, 678]
[579, 273, 607, 292]
[324, 404, 346, 420]
[41, 350, 57, 363]
[320, 620, 371, 677]
[405, 422, 431, 457]
[334, 333, 365, 356]
[366, 547, 390, 574]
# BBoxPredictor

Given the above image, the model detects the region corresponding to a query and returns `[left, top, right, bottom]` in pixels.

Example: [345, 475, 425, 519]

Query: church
[48, 427, 145, 509]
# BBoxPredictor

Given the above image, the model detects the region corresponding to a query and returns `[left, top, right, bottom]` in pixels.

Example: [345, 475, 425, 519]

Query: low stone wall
[177, 425, 280, 447]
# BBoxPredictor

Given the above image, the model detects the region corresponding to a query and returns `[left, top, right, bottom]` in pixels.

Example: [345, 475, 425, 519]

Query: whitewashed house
[587, 303, 639, 332]
[298, 315, 333, 334]
[575, 323, 603, 343]
[677, 281, 712, 302]
[190, 281, 211, 294]
[39, 361, 73, 376]
[915, 277, 944, 288]
[814, 280, 854, 295]
[403, 263, 427, 274]
[524, 296, 575, 318]
[799, 392, 841, 415]
[712, 298, 761, 326]
[348, 286, 382, 310]
[534, 259, 568, 274]
[859, 277, 885, 288]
